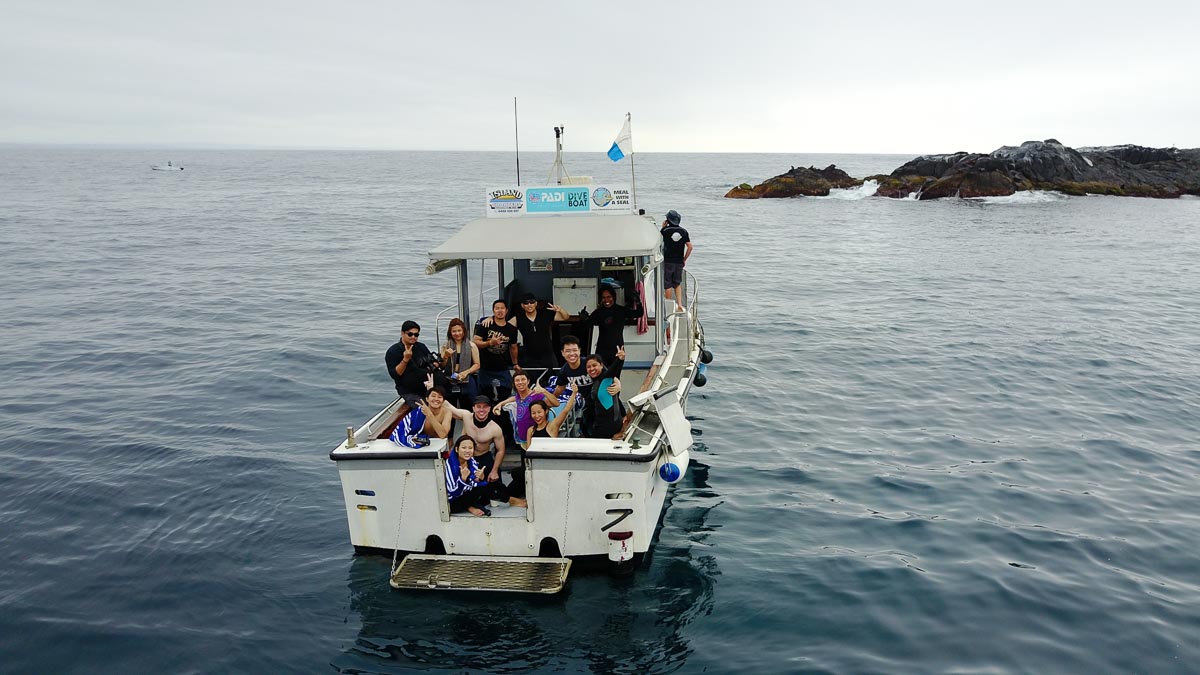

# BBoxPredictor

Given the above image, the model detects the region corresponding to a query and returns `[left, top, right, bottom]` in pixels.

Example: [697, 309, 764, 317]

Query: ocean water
[1, 147, 1199, 673]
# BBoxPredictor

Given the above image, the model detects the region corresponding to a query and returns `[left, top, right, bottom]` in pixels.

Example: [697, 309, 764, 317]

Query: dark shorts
[474, 450, 496, 477]
[664, 262, 685, 287]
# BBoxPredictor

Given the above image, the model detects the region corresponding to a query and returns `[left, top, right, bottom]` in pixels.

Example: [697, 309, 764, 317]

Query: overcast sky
[3, 0, 1198, 154]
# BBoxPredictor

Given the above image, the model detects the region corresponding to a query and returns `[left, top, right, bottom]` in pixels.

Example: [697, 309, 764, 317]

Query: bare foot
[468, 506, 486, 516]
[508, 497, 527, 508]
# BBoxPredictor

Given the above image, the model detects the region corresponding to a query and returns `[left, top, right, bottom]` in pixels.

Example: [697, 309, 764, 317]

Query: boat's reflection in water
[332, 449, 718, 674]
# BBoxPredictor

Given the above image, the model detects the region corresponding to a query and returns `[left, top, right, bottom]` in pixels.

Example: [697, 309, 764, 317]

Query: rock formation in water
[727, 141, 1200, 200]
[724, 164, 861, 198]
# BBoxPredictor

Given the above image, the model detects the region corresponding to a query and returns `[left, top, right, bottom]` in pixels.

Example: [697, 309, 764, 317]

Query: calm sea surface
[1, 148, 1198, 673]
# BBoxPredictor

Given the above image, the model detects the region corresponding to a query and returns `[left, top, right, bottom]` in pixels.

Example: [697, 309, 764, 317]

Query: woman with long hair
[441, 318, 480, 407]
[525, 386, 577, 446]
[584, 346, 626, 440]
[444, 435, 526, 517]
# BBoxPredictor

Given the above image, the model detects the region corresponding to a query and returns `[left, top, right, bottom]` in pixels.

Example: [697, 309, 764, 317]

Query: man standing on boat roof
[473, 299, 519, 400]
[661, 209, 692, 312]
[385, 320, 436, 405]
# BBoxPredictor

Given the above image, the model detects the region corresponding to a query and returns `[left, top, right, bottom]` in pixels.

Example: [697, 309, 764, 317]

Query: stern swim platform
[390, 555, 571, 593]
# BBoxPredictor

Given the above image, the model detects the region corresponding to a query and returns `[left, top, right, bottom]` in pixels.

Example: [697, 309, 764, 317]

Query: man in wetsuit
[584, 287, 640, 364]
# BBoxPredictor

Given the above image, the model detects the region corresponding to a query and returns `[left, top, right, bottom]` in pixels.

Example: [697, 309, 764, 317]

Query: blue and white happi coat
[444, 454, 487, 501]
[388, 407, 427, 448]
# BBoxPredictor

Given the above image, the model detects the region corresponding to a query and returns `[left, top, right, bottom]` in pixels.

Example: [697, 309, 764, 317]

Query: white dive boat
[151, 161, 183, 171]
[330, 133, 712, 593]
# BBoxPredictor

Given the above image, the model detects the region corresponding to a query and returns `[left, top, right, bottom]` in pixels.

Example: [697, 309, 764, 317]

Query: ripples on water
[1, 148, 1198, 672]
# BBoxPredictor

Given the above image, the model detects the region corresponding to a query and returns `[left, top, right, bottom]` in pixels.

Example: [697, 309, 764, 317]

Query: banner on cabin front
[485, 185, 633, 218]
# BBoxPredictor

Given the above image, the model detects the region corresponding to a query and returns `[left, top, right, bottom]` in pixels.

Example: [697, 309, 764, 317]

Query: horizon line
[0, 142, 933, 156]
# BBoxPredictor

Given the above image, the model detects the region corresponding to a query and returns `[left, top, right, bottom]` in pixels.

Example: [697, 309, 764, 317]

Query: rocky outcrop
[734, 141, 1200, 200]
[882, 140, 1200, 199]
[724, 165, 861, 198]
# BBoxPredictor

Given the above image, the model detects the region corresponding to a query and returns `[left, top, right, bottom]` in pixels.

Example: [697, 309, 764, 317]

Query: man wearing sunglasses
[385, 320, 437, 405]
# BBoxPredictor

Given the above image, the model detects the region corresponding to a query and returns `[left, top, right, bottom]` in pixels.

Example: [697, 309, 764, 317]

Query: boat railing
[623, 269, 701, 450]
[432, 283, 498, 352]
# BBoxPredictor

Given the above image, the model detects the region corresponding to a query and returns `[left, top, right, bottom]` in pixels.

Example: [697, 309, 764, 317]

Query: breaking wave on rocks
[821, 179, 879, 200]
[966, 190, 1068, 204]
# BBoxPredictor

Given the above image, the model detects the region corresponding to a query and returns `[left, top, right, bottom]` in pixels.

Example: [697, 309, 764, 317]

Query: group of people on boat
[382, 210, 693, 516]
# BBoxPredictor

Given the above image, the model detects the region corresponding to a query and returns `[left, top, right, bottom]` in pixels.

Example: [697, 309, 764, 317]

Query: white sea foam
[966, 190, 1066, 205]
[820, 180, 879, 200]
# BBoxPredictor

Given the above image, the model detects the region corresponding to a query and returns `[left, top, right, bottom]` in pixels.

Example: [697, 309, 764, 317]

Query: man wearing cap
[661, 209, 692, 311]
[444, 395, 508, 482]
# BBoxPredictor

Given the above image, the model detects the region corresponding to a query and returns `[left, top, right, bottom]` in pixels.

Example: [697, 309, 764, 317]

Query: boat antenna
[513, 97, 521, 186]
[548, 125, 572, 185]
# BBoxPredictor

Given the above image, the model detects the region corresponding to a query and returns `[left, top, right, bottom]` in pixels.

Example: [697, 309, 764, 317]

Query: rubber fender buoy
[701, 348, 713, 364]
[694, 370, 707, 387]
[659, 462, 683, 482]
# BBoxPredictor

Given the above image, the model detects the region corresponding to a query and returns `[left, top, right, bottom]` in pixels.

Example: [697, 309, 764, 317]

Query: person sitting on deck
[388, 386, 454, 448]
[443, 395, 507, 482]
[525, 386, 577, 445]
[492, 368, 556, 448]
[445, 436, 526, 517]
[583, 347, 627, 441]
[583, 287, 641, 364]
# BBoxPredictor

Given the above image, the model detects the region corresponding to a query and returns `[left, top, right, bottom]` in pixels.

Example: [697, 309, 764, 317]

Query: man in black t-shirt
[514, 292, 569, 373]
[660, 209, 693, 311]
[584, 287, 640, 363]
[384, 320, 435, 404]
[473, 299, 519, 399]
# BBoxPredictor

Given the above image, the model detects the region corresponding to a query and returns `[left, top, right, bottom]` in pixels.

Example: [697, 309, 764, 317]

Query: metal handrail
[431, 282, 499, 351]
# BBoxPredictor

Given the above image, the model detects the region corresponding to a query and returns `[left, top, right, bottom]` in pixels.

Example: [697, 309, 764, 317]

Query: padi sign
[528, 187, 590, 213]
[484, 185, 633, 218]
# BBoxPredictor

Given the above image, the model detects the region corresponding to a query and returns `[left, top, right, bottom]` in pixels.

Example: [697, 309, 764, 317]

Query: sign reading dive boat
[488, 189, 524, 214]
[484, 185, 633, 217]
[527, 187, 589, 213]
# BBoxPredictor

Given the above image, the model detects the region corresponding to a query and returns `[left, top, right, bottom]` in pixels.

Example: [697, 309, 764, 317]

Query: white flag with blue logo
[607, 114, 632, 162]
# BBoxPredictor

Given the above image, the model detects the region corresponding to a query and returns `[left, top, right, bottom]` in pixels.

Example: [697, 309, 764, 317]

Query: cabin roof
[428, 214, 662, 260]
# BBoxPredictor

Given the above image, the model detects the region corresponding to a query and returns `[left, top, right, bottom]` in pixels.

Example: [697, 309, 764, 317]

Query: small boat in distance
[151, 161, 183, 171]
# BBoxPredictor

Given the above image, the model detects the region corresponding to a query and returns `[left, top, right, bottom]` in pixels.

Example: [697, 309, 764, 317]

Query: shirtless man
[416, 387, 455, 439]
[443, 395, 507, 482]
